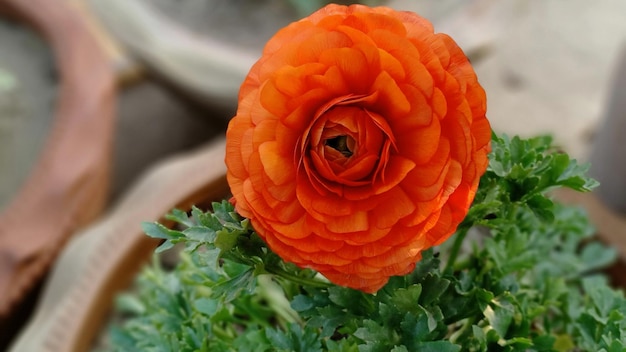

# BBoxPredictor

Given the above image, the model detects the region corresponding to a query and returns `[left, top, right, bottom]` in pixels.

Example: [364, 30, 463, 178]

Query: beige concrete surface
[416, 0, 626, 160]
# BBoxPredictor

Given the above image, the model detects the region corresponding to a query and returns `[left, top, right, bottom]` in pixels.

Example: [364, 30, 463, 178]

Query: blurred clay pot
[9, 139, 229, 352]
[0, 0, 116, 345]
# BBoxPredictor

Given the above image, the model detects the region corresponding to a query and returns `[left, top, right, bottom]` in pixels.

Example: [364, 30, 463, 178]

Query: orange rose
[226, 4, 491, 292]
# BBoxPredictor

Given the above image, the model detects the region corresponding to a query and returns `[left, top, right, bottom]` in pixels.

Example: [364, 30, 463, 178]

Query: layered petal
[225, 4, 491, 293]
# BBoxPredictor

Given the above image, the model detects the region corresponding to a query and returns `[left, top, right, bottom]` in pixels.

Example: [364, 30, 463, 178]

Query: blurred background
[1, 0, 626, 350]
[1, 0, 626, 208]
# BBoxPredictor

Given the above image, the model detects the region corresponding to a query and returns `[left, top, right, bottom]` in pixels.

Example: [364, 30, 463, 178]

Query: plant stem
[265, 267, 332, 289]
[448, 317, 475, 344]
[444, 226, 470, 275]
[220, 248, 332, 289]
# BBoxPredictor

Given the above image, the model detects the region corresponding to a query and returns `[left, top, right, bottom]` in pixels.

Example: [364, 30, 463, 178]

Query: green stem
[212, 325, 234, 341]
[256, 276, 302, 326]
[448, 317, 475, 344]
[265, 267, 333, 289]
[444, 226, 470, 275]
[220, 251, 257, 267]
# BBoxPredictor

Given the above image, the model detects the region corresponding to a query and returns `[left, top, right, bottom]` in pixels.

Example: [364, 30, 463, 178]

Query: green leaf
[532, 334, 556, 351]
[265, 323, 322, 352]
[472, 325, 487, 348]
[142, 222, 183, 240]
[484, 297, 515, 338]
[582, 276, 617, 318]
[557, 160, 599, 192]
[309, 305, 350, 338]
[577, 312, 600, 344]
[232, 327, 272, 352]
[400, 309, 439, 343]
[194, 298, 218, 316]
[211, 268, 256, 303]
[191, 205, 221, 229]
[407, 248, 440, 282]
[414, 341, 461, 352]
[606, 339, 626, 352]
[325, 338, 359, 352]
[183, 226, 216, 242]
[419, 274, 450, 306]
[215, 228, 242, 252]
[580, 242, 618, 272]
[328, 286, 375, 315]
[164, 208, 194, 228]
[115, 294, 146, 315]
[526, 194, 555, 222]
[155, 240, 176, 254]
[290, 294, 315, 312]
[391, 285, 422, 314]
[109, 132, 625, 352]
[354, 319, 392, 344]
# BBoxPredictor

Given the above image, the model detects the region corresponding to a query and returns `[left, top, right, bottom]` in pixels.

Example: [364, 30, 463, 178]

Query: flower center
[325, 135, 354, 158]
[299, 94, 397, 193]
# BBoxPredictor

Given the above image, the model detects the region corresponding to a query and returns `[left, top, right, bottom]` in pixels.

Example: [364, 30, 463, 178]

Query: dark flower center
[325, 135, 353, 157]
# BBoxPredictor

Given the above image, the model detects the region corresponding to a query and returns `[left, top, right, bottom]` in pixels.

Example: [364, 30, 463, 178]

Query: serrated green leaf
[264, 328, 290, 351]
[233, 327, 272, 352]
[291, 294, 315, 312]
[183, 226, 216, 242]
[557, 160, 599, 191]
[419, 274, 450, 306]
[142, 222, 183, 240]
[155, 240, 175, 254]
[195, 247, 221, 272]
[580, 242, 618, 273]
[354, 320, 391, 343]
[606, 339, 626, 352]
[308, 305, 349, 338]
[215, 228, 242, 252]
[265, 323, 322, 352]
[472, 324, 486, 345]
[400, 310, 435, 342]
[164, 208, 194, 228]
[414, 341, 461, 352]
[407, 248, 440, 283]
[328, 286, 374, 315]
[191, 205, 221, 229]
[212, 268, 256, 303]
[582, 276, 617, 318]
[194, 298, 218, 316]
[484, 297, 515, 338]
[532, 334, 556, 351]
[325, 338, 359, 352]
[577, 312, 599, 344]
[391, 285, 422, 314]
[526, 194, 555, 222]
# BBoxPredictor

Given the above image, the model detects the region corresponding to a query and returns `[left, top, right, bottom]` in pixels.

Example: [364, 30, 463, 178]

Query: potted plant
[101, 4, 625, 351]
[10, 3, 626, 351]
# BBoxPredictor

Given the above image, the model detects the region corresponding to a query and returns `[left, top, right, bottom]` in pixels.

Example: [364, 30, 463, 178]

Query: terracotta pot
[9, 139, 229, 352]
[590, 45, 626, 215]
[87, 0, 258, 115]
[0, 0, 116, 341]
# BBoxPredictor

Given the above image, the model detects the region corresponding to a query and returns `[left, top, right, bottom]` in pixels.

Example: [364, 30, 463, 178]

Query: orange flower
[226, 4, 491, 292]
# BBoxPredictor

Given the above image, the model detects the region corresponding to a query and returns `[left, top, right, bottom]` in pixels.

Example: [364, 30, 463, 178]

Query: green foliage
[105, 134, 625, 352]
